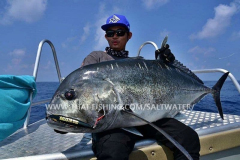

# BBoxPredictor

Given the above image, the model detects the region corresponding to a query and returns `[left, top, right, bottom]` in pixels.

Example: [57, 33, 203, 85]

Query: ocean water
[30, 81, 240, 124]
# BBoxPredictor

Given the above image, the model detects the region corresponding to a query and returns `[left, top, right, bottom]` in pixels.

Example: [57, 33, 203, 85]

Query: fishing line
[122, 109, 193, 160]
[218, 53, 235, 59]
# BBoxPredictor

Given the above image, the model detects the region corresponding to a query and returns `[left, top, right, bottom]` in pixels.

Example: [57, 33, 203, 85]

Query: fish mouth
[46, 114, 93, 129]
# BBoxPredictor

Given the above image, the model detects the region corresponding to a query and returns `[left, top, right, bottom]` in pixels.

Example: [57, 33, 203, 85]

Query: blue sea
[30, 81, 240, 124]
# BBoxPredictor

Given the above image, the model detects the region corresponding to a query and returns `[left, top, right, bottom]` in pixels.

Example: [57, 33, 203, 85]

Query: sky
[0, 0, 240, 82]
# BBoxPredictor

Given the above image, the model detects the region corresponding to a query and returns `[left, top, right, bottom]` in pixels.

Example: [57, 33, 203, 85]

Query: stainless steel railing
[31, 99, 52, 106]
[137, 41, 158, 57]
[137, 41, 240, 94]
[192, 69, 240, 93]
[33, 40, 63, 82]
[23, 40, 63, 128]
[24, 40, 240, 129]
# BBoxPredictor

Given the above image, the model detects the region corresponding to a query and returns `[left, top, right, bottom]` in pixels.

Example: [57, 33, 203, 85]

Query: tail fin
[212, 72, 229, 120]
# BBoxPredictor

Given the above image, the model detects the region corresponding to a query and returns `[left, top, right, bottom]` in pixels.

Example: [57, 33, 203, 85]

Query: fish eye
[64, 89, 76, 100]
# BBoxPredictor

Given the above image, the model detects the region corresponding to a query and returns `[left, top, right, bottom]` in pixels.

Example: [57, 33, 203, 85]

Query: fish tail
[211, 72, 229, 120]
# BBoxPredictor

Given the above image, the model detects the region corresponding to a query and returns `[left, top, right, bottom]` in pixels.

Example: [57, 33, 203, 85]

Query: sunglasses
[106, 29, 128, 37]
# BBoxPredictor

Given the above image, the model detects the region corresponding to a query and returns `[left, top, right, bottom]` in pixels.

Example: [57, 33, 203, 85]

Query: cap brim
[101, 23, 129, 31]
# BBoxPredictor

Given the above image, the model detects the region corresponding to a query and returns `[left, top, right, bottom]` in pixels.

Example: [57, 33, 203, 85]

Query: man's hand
[155, 44, 175, 63]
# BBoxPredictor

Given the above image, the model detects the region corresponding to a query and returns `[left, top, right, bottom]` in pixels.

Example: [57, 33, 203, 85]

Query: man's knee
[154, 122, 200, 160]
[172, 126, 200, 160]
[92, 140, 134, 160]
[92, 129, 136, 160]
[183, 126, 200, 151]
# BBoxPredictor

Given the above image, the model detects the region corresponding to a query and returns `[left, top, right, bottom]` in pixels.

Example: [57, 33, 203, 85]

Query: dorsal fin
[171, 60, 204, 84]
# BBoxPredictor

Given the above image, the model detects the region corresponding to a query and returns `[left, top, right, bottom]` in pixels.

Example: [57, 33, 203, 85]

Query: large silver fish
[46, 57, 228, 133]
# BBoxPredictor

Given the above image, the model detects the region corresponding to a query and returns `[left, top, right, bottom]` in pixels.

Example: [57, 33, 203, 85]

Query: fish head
[46, 67, 120, 133]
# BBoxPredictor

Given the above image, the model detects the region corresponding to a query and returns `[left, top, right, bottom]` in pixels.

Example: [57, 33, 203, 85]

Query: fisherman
[81, 14, 200, 160]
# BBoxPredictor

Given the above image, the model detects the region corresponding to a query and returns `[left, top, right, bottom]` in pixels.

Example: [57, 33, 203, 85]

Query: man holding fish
[81, 14, 200, 160]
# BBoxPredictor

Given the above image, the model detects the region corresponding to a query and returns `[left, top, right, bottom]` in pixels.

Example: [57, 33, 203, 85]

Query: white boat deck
[1, 110, 240, 160]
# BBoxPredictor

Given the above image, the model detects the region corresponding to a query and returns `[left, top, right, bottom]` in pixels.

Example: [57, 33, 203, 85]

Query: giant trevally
[46, 57, 229, 134]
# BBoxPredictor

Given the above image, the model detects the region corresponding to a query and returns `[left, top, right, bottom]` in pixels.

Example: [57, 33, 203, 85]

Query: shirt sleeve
[81, 51, 100, 67]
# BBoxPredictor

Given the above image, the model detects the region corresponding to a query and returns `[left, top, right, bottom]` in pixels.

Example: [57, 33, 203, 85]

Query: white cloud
[94, 16, 108, 50]
[4, 48, 32, 74]
[80, 23, 90, 43]
[188, 46, 216, 57]
[226, 62, 231, 66]
[61, 24, 90, 50]
[4, 63, 30, 73]
[61, 2, 118, 51]
[43, 60, 52, 69]
[61, 36, 77, 48]
[11, 58, 22, 65]
[9, 49, 26, 56]
[0, 0, 47, 25]
[142, 0, 169, 10]
[231, 31, 240, 40]
[160, 30, 170, 38]
[98, 2, 106, 15]
[190, 1, 239, 39]
[61, 3, 122, 51]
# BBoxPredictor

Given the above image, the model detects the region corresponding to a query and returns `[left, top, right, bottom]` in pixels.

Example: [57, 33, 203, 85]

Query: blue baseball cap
[101, 14, 130, 31]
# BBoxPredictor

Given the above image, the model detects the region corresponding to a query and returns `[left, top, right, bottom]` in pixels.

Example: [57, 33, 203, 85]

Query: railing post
[137, 41, 240, 94]
[33, 40, 62, 83]
[23, 40, 62, 128]
[137, 41, 158, 57]
[192, 69, 240, 94]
